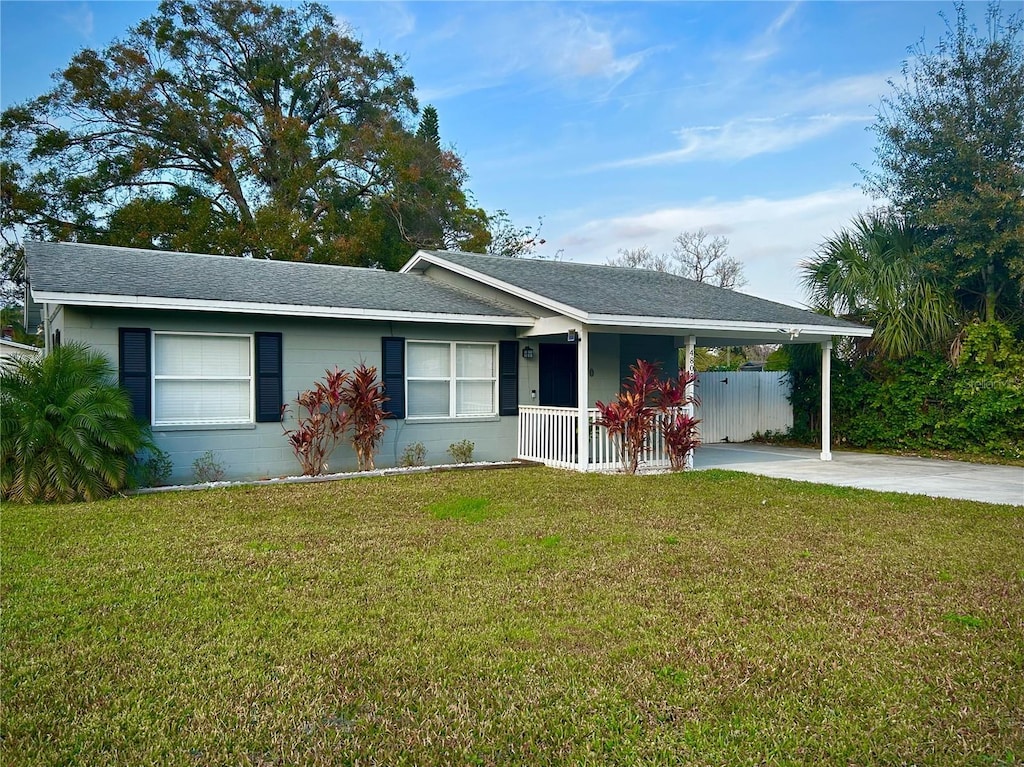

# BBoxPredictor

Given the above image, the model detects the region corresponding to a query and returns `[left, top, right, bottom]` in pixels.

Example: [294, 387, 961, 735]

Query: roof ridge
[430, 248, 709, 280]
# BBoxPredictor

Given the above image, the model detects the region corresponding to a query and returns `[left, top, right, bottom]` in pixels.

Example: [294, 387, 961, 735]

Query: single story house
[25, 241, 871, 482]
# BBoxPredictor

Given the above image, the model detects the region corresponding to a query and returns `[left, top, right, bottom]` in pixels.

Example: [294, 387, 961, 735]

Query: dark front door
[539, 343, 577, 407]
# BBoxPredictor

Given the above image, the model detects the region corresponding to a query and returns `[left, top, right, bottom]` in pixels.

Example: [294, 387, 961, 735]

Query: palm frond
[1, 343, 150, 503]
[803, 209, 957, 359]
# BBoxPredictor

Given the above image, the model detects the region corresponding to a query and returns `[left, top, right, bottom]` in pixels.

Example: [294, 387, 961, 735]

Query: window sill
[154, 423, 258, 432]
[404, 415, 502, 425]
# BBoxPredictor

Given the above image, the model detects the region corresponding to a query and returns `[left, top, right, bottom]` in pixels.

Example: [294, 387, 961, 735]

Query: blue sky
[0, 1, 996, 306]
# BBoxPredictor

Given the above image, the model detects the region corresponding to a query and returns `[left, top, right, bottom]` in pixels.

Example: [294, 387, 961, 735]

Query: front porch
[515, 325, 839, 473]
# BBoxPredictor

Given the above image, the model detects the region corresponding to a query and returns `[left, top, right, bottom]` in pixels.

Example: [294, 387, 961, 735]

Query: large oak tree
[1, 0, 489, 277]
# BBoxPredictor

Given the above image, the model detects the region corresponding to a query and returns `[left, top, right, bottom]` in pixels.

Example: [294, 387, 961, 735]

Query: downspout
[820, 339, 832, 461]
[42, 303, 51, 357]
[577, 326, 589, 472]
[685, 335, 696, 470]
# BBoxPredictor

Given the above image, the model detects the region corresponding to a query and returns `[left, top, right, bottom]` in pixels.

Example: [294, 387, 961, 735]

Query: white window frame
[406, 340, 498, 419]
[152, 331, 255, 426]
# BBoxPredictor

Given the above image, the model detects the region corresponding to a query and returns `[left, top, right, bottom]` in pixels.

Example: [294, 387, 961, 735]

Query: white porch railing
[518, 405, 691, 472]
[516, 406, 580, 470]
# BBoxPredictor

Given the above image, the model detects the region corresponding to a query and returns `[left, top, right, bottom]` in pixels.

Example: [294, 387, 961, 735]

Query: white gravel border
[130, 460, 534, 495]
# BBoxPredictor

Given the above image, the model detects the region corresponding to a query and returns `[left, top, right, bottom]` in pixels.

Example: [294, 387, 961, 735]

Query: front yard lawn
[3, 468, 1022, 766]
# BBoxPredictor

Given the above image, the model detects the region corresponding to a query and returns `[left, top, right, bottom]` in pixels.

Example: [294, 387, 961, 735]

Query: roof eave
[583, 313, 874, 337]
[30, 290, 536, 327]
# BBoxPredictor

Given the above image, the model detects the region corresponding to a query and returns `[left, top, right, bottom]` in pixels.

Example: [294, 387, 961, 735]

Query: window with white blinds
[407, 341, 496, 418]
[153, 333, 253, 425]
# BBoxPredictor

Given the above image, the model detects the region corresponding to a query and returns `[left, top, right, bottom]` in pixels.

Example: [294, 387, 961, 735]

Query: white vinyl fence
[695, 371, 792, 443]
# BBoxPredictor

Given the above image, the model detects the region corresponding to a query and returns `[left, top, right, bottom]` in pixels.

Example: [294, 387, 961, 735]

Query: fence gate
[695, 371, 792, 443]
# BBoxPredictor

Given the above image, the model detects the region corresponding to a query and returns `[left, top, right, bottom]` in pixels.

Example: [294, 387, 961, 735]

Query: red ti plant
[341, 362, 388, 472]
[595, 359, 662, 474]
[281, 367, 352, 475]
[595, 359, 701, 474]
[654, 371, 701, 470]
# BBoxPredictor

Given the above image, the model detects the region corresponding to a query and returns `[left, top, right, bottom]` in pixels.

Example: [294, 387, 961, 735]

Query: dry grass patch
[3, 468, 1022, 766]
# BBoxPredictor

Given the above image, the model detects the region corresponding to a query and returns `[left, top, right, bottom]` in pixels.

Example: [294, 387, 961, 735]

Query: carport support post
[820, 339, 832, 461]
[685, 335, 696, 470]
[577, 326, 590, 472]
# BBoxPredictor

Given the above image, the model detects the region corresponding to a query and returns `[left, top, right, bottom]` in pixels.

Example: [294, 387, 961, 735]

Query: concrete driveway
[694, 443, 1024, 506]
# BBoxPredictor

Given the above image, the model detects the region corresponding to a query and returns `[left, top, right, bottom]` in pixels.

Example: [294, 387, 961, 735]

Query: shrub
[662, 410, 702, 471]
[133, 446, 173, 488]
[192, 451, 226, 484]
[595, 359, 700, 474]
[785, 322, 1024, 458]
[282, 367, 352, 475]
[282, 364, 389, 475]
[652, 371, 702, 471]
[948, 321, 1024, 457]
[1, 343, 152, 502]
[447, 440, 475, 464]
[400, 442, 427, 467]
[341, 363, 387, 471]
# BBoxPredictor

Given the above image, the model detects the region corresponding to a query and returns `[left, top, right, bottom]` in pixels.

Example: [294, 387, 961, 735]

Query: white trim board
[30, 290, 536, 328]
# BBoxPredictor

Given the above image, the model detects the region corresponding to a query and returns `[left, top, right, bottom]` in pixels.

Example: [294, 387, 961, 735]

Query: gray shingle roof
[25, 242, 526, 319]
[418, 249, 869, 331]
[25, 241, 871, 336]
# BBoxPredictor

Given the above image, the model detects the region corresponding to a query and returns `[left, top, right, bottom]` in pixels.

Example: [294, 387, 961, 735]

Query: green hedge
[787, 322, 1024, 459]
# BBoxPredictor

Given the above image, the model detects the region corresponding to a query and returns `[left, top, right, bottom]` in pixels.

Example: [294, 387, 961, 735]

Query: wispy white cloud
[766, 2, 800, 37]
[741, 1, 801, 63]
[592, 66, 890, 170]
[336, 3, 416, 45]
[417, 6, 652, 102]
[789, 72, 893, 112]
[598, 113, 867, 169]
[387, 3, 416, 40]
[554, 187, 870, 307]
[59, 2, 94, 40]
[535, 12, 643, 82]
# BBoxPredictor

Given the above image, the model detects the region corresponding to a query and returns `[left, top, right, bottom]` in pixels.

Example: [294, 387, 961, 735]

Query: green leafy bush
[400, 442, 427, 467]
[785, 323, 1024, 458]
[192, 450, 226, 483]
[447, 440, 475, 464]
[133, 446, 173, 488]
[946, 322, 1024, 457]
[1, 343, 152, 502]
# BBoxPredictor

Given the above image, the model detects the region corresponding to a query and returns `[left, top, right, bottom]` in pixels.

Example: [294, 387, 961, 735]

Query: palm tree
[1, 343, 152, 502]
[802, 210, 956, 359]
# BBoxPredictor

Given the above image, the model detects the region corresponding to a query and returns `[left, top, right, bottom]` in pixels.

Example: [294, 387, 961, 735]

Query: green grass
[428, 495, 496, 523]
[3, 467, 1023, 766]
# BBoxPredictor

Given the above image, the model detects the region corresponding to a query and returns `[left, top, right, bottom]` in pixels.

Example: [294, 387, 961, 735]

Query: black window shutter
[381, 336, 405, 419]
[254, 332, 283, 423]
[499, 340, 519, 416]
[118, 328, 151, 423]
